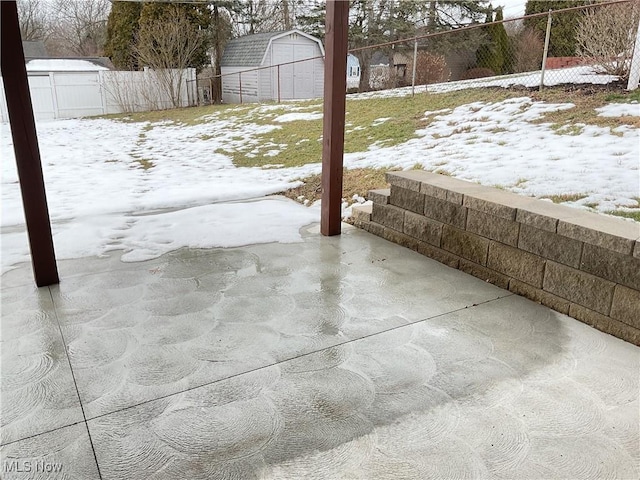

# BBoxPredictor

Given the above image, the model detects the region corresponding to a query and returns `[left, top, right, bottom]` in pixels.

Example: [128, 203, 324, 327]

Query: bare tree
[135, 7, 204, 108]
[48, 0, 110, 56]
[17, 0, 51, 41]
[510, 26, 544, 73]
[229, 0, 295, 36]
[576, 0, 640, 80]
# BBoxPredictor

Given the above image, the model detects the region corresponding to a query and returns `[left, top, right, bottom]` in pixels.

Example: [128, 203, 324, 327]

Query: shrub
[407, 52, 450, 85]
[511, 27, 544, 73]
[576, 1, 640, 80]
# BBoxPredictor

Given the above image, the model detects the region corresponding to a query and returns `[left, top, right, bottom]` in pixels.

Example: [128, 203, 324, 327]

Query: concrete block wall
[352, 171, 640, 346]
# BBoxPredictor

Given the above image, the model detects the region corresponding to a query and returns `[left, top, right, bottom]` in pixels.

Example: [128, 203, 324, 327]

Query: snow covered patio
[1, 221, 639, 479]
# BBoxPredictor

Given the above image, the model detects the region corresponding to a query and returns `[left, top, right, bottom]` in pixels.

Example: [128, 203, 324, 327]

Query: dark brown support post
[1, 0, 59, 286]
[321, 0, 349, 236]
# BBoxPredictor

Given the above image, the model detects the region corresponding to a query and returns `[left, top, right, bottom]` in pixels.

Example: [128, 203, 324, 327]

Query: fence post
[627, 18, 640, 91]
[411, 39, 418, 97]
[98, 70, 108, 115]
[277, 64, 281, 103]
[49, 72, 59, 119]
[239, 71, 243, 104]
[540, 9, 552, 91]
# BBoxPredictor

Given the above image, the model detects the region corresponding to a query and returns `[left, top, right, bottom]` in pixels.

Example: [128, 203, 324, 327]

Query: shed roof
[220, 29, 324, 68]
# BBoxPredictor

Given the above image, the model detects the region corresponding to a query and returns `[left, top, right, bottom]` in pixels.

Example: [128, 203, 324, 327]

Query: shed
[1, 58, 112, 121]
[220, 29, 325, 104]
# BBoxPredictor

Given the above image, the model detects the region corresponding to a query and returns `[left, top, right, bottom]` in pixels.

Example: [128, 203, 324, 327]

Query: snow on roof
[26, 59, 109, 72]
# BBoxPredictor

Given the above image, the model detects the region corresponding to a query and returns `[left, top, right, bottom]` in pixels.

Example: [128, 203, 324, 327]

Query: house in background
[346, 53, 360, 90]
[220, 29, 325, 104]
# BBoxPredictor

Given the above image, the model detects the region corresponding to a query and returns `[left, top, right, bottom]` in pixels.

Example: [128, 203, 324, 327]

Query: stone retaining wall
[352, 171, 640, 345]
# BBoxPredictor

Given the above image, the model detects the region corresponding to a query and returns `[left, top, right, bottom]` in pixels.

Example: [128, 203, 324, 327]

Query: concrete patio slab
[0, 285, 84, 445]
[1, 224, 638, 479]
[48, 227, 508, 420]
[0, 423, 100, 478]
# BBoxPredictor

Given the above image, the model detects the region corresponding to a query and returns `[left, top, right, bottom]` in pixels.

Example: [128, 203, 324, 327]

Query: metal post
[239, 71, 243, 104]
[540, 9, 552, 91]
[411, 39, 418, 97]
[627, 18, 640, 91]
[320, 0, 349, 236]
[277, 64, 281, 102]
[1, 0, 59, 286]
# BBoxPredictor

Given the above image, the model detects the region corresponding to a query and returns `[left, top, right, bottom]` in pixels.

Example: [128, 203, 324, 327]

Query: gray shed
[220, 29, 325, 104]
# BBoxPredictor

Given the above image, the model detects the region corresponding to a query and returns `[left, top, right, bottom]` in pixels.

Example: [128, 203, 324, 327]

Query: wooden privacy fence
[0, 67, 197, 122]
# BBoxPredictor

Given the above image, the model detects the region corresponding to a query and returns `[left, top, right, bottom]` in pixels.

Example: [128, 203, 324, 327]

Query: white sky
[496, 0, 527, 18]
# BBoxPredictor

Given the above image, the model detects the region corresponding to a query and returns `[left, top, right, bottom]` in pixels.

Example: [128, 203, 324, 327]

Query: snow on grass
[372, 117, 391, 126]
[339, 97, 639, 212]
[350, 65, 618, 100]
[2, 86, 639, 273]
[596, 103, 640, 117]
[273, 112, 323, 123]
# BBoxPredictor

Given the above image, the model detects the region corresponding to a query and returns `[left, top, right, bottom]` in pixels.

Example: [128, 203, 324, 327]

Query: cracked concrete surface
[1, 224, 638, 479]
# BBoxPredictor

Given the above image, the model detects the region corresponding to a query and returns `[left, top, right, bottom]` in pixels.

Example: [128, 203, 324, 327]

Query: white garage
[220, 29, 325, 104]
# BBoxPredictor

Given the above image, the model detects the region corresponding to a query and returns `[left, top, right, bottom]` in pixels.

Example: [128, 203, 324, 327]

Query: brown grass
[279, 168, 391, 205]
[531, 88, 640, 130]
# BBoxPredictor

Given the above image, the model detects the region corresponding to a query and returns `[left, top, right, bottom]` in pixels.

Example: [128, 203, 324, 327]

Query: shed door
[28, 75, 56, 120]
[272, 42, 316, 99]
[293, 45, 314, 98]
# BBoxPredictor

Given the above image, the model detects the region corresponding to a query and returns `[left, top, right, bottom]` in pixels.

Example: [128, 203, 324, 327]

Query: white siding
[312, 56, 325, 98]
[220, 67, 259, 104]
[259, 67, 273, 102]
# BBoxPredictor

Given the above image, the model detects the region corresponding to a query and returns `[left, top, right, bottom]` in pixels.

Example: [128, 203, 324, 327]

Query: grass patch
[605, 89, 640, 103]
[531, 88, 640, 130]
[605, 210, 640, 222]
[280, 168, 391, 205]
[551, 124, 585, 136]
[131, 157, 155, 170]
[541, 193, 589, 203]
[228, 88, 518, 168]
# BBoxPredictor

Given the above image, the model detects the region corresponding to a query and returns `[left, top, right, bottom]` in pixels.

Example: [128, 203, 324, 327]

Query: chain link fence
[353, 0, 640, 96]
[195, 0, 640, 105]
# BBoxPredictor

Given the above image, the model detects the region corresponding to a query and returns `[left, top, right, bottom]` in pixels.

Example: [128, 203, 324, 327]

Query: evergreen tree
[104, 0, 141, 69]
[476, 9, 503, 74]
[494, 8, 513, 73]
[524, 0, 594, 57]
